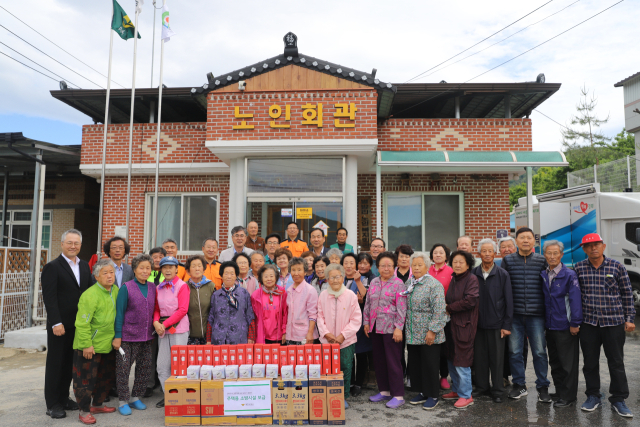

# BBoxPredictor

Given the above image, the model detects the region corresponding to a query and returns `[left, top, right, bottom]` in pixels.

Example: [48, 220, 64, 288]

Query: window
[626, 222, 640, 245]
[0, 209, 53, 250]
[247, 158, 343, 194]
[146, 193, 219, 253]
[386, 194, 423, 251]
[423, 195, 461, 251]
[14, 212, 31, 221]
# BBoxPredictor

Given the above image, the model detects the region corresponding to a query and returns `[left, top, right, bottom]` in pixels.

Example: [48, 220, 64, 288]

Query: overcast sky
[0, 0, 638, 151]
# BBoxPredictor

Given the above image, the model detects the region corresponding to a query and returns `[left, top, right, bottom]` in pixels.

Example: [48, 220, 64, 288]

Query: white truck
[514, 183, 640, 307]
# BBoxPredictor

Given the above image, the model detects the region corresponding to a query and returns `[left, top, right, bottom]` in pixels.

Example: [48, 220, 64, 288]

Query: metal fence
[568, 155, 640, 192]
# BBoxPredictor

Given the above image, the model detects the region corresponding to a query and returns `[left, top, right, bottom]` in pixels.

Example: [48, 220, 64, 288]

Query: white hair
[61, 229, 82, 243]
[324, 263, 345, 278]
[477, 238, 498, 253]
[409, 252, 432, 269]
[498, 236, 516, 250]
[543, 240, 565, 253]
[92, 258, 114, 278]
[326, 248, 343, 258]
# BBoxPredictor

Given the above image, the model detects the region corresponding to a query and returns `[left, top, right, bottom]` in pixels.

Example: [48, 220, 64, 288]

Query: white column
[376, 162, 381, 238]
[526, 166, 534, 229]
[636, 131, 640, 186]
[228, 158, 247, 246]
[345, 155, 358, 250]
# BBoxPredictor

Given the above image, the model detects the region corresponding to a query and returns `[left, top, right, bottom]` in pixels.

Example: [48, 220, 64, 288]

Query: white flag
[135, 0, 144, 14]
[161, 3, 176, 42]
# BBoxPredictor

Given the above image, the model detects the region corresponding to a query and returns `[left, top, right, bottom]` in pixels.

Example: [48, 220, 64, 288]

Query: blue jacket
[540, 264, 583, 330]
[501, 252, 547, 316]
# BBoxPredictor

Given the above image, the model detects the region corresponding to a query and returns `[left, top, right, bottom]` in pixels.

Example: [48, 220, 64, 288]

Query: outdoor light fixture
[453, 175, 458, 184]
[536, 73, 546, 83]
[59, 80, 68, 90]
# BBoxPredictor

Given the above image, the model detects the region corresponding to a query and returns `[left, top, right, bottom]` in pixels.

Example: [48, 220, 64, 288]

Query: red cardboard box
[171, 345, 180, 376]
[279, 347, 287, 372]
[178, 346, 188, 376]
[245, 344, 253, 364]
[220, 345, 229, 366]
[237, 344, 245, 365]
[203, 345, 213, 366]
[196, 346, 204, 366]
[313, 344, 322, 365]
[187, 346, 196, 367]
[254, 344, 263, 364]
[297, 346, 305, 365]
[305, 344, 314, 365]
[229, 346, 237, 365]
[271, 344, 279, 366]
[263, 346, 271, 364]
[322, 345, 331, 375]
[212, 346, 220, 367]
[288, 346, 297, 368]
[331, 343, 341, 375]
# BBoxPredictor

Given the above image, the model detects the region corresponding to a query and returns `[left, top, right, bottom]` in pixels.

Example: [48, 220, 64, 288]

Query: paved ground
[1, 335, 640, 427]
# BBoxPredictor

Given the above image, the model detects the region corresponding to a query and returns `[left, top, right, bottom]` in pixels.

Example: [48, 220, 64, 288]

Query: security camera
[238, 80, 246, 91]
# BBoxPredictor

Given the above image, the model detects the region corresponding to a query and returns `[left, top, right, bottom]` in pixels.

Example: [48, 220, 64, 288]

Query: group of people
[41, 221, 636, 424]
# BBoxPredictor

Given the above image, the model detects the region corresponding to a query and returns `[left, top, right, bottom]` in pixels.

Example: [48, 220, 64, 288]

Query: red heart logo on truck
[580, 202, 588, 213]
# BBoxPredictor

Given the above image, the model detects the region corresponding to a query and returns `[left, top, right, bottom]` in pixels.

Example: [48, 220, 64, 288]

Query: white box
[239, 364, 252, 379]
[225, 365, 239, 379]
[281, 365, 294, 380]
[308, 364, 321, 379]
[186, 365, 201, 380]
[212, 365, 226, 379]
[252, 364, 266, 378]
[295, 365, 308, 380]
[266, 364, 279, 379]
[200, 365, 214, 380]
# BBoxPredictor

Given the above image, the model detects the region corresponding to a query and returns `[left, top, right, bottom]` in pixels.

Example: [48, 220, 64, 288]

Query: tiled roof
[614, 71, 640, 87]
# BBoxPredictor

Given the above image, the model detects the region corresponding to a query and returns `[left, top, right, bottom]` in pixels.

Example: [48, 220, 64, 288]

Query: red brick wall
[207, 90, 378, 140]
[378, 118, 532, 151]
[357, 173, 510, 253]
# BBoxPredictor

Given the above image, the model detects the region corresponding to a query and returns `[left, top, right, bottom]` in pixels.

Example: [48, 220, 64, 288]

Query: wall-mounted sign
[313, 220, 329, 234]
[281, 208, 293, 218]
[496, 229, 509, 239]
[233, 103, 358, 130]
[296, 207, 313, 219]
[358, 197, 372, 251]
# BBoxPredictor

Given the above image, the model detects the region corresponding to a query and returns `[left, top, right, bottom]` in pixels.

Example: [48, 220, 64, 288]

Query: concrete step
[4, 325, 47, 350]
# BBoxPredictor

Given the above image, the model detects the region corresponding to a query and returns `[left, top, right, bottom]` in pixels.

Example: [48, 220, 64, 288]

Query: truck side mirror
[637, 228, 640, 252]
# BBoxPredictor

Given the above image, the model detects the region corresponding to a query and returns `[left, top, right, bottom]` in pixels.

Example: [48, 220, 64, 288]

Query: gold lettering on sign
[334, 103, 357, 128]
[233, 106, 254, 130]
[269, 104, 291, 128]
[301, 103, 323, 128]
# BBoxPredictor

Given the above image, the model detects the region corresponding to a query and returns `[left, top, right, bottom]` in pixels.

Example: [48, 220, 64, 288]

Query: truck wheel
[632, 282, 640, 308]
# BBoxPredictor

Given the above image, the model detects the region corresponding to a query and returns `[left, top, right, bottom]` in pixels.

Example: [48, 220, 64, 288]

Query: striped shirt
[574, 256, 635, 327]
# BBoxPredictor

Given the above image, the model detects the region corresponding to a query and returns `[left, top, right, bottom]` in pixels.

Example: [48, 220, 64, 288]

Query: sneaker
[344, 401, 349, 409]
[369, 393, 393, 403]
[611, 401, 633, 418]
[581, 395, 601, 412]
[385, 397, 405, 409]
[509, 384, 528, 399]
[553, 399, 576, 408]
[442, 392, 459, 401]
[410, 393, 426, 405]
[423, 398, 439, 410]
[118, 404, 132, 416]
[537, 387, 552, 403]
[440, 378, 451, 390]
[130, 400, 146, 410]
[454, 397, 474, 409]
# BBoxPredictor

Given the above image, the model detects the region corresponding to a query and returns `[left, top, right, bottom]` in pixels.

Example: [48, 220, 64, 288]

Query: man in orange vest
[184, 237, 222, 289]
[280, 221, 309, 257]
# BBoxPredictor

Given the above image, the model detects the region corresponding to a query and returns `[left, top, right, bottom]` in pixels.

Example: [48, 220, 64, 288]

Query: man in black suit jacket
[41, 229, 93, 419]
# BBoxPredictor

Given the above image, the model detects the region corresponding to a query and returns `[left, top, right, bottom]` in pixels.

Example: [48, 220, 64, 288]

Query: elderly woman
[284, 257, 319, 345]
[249, 251, 266, 277]
[208, 261, 255, 345]
[471, 239, 513, 404]
[442, 250, 479, 409]
[72, 260, 118, 424]
[113, 254, 156, 416]
[310, 256, 330, 295]
[351, 252, 376, 396]
[540, 240, 582, 408]
[185, 255, 215, 346]
[404, 252, 448, 410]
[274, 247, 294, 290]
[394, 244, 414, 284]
[233, 252, 259, 295]
[317, 263, 362, 408]
[302, 251, 317, 282]
[327, 248, 343, 265]
[363, 251, 407, 409]
[251, 265, 288, 344]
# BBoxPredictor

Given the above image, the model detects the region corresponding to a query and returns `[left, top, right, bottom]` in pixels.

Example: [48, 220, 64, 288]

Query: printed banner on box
[223, 381, 271, 416]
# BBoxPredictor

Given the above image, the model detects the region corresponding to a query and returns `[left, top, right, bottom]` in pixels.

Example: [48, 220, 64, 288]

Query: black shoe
[537, 387, 552, 403]
[62, 399, 79, 411]
[109, 387, 119, 397]
[156, 399, 165, 408]
[509, 384, 528, 399]
[351, 386, 362, 397]
[144, 387, 154, 398]
[154, 380, 162, 390]
[46, 404, 66, 419]
[493, 396, 504, 403]
[554, 399, 576, 408]
[472, 390, 488, 398]
[549, 392, 560, 401]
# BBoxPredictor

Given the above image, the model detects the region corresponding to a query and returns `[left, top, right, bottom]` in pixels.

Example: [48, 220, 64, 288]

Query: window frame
[1, 209, 53, 251]
[144, 192, 220, 255]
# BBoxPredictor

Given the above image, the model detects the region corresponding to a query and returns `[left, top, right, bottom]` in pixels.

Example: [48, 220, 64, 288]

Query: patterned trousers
[115, 340, 152, 402]
[72, 350, 116, 412]
[341, 344, 355, 399]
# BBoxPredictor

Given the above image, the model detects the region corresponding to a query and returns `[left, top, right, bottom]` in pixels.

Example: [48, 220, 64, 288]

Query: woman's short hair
[449, 250, 475, 270]
[103, 236, 131, 257]
[274, 247, 293, 261]
[250, 250, 265, 259]
[301, 251, 315, 259]
[132, 254, 153, 271]
[395, 244, 414, 257]
[220, 261, 240, 277]
[232, 252, 252, 266]
[357, 252, 373, 267]
[257, 264, 279, 285]
[324, 263, 345, 279]
[409, 252, 432, 270]
[92, 258, 115, 278]
[289, 256, 307, 271]
[340, 252, 358, 267]
[375, 251, 397, 269]
[429, 243, 451, 263]
[313, 256, 330, 271]
[185, 254, 206, 271]
[326, 248, 343, 259]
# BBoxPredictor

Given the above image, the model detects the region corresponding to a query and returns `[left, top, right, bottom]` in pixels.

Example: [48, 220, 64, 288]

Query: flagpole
[150, 0, 156, 86]
[97, 13, 115, 257]
[125, 5, 140, 241]
[152, 1, 165, 248]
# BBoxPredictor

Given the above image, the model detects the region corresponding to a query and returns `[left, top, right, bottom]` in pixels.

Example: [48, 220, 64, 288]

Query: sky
[0, 0, 638, 150]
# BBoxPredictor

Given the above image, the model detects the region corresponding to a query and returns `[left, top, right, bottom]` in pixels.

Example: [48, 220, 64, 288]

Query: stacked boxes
[164, 377, 201, 426]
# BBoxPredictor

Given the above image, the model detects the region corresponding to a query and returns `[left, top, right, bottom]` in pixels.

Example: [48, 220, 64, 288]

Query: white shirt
[62, 253, 81, 286]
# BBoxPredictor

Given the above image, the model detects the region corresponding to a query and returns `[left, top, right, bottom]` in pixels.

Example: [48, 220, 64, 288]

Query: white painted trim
[378, 161, 568, 168]
[80, 162, 230, 178]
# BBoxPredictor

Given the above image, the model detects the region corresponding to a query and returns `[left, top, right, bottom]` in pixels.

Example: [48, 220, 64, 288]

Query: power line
[394, 0, 625, 117]
[0, 50, 59, 84]
[405, 0, 555, 83]
[0, 23, 104, 89]
[534, 108, 570, 130]
[419, 0, 582, 80]
[0, 5, 125, 89]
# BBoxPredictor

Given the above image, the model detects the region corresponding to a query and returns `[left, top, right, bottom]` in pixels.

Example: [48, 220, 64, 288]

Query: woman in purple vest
[112, 254, 156, 416]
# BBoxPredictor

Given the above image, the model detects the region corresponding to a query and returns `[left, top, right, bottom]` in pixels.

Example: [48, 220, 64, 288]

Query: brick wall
[378, 118, 532, 151]
[51, 209, 76, 259]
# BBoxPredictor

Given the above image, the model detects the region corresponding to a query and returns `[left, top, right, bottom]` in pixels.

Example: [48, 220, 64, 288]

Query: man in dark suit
[42, 229, 94, 419]
[102, 236, 134, 288]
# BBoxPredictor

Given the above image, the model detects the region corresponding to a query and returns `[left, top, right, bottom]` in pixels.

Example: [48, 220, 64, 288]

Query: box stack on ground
[166, 343, 345, 426]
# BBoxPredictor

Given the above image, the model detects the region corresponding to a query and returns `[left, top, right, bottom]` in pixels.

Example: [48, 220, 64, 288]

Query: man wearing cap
[574, 233, 636, 418]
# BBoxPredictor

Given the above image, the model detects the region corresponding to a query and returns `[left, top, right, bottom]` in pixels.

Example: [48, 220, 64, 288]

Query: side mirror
[636, 228, 640, 252]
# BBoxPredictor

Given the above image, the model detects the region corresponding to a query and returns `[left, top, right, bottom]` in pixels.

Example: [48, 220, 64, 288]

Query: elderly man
[496, 237, 517, 267]
[369, 237, 385, 277]
[219, 226, 254, 262]
[310, 228, 328, 257]
[148, 247, 167, 285]
[281, 221, 309, 257]
[574, 233, 636, 418]
[501, 227, 551, 403]
[200, 238, 222, 288]
[42, 229, 94, 418]
[540, 240, 582, 409]
[245, 221, 265, 252]
[471, 239, 513, 403]
[330, 227, 354, 254]
[457, 235, 481, 267]
[103, 236, 133, 288]
[162, 238, 187, 280]
[264, 233, 281, 265]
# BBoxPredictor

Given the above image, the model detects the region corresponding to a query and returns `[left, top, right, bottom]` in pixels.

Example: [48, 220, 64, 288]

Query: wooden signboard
[358, 197, 372, 251]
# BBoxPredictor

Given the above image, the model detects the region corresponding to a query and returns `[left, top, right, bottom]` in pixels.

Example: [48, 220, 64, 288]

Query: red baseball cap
[580, 233, 603, 246]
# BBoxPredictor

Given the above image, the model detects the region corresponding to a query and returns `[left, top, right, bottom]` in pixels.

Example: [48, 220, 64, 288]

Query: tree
[610, 128, 637, 157]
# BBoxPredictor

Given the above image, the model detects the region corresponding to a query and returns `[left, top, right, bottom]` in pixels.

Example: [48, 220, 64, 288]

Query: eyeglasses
[233, 234, 246, 238]
[266, 241, 279, 245]
[371, 245, 384, 249]
[328, 276, 344, 282]
[64, 241, 81, 247]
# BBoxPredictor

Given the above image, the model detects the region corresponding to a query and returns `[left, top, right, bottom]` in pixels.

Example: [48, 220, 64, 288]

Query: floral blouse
[405, 274, 448, 345]
[362, 276, 407, 334]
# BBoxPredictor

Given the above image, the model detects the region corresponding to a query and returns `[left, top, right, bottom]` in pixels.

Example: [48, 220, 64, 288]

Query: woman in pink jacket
[317, 263, 362, 408]
[251, 265, 288, 344]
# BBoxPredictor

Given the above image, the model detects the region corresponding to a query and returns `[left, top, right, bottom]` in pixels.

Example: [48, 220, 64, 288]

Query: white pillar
[376, 162, 381, 238]
[345, 155, 358, 250]
[526, 166, 534, 229]
[228, 158, 246, 248]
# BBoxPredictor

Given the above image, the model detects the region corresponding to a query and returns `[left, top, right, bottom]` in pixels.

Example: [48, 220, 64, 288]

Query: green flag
[111, 0, 141, 40]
